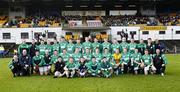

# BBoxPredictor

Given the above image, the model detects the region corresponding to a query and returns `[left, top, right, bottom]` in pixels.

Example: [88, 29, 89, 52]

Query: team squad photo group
[9, 36, 168, 78]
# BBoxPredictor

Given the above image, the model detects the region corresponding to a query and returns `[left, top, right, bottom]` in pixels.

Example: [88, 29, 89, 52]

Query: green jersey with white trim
[102, 42, 111, 52]
[131, 53, 142, 67]
[102, 53, 111, 61]
[92, 42, 101, 53]
[66, 43, 75, 53]
[52, 43, 60, 53]
[50, 54, 59, 64]
[92, 52, 102, 62]
[75, 43, 83, 52]
[66, 62, 76, 69]
[121, 52, 130, 65]
[46, 44, 53, 55]
[141, 54, 152, 66]
[37, 44, 47, 55]
[73, 53, 82, 63]
[120, 42, 129, 52]
[59, 41, 68, 53]
[128, 43, 137, 54]
[32, 55, 44, 67]
[83, 53, 92, 62]
[111, 43, 120, 53]
[59, 53, 70, 63]
[82, 41, 92, 51]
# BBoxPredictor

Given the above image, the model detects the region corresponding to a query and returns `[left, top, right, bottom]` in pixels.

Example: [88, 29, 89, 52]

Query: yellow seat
[38, 21, 46, 27]
[20, 23, 30, 28]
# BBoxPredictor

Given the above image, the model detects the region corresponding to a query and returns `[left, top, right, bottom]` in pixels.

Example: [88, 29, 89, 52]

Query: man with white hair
[9, 55, 21, 77]
[19, 49, 31, 76]
[152, 49, 167, 76]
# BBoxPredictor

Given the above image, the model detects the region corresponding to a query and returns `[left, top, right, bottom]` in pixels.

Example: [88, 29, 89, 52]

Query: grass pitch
[0, 54, 180, 92]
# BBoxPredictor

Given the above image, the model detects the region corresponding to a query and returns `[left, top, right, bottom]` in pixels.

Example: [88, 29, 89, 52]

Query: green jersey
[37, 44, 47, 55]
[32, 55, 44, 67]
[100, 61, 112, 69]
[50, 55, 59, 64]
[18, 43, 30, 55]
[92, 42, 101, 53]
[137, 43, 146, 54]
[52, 43, 60, 53]
[102, 53, 111, 61]
[82, 41, 92, 51]
[59, 41, 68, 52]
[131, 53, 142, 67]
[121, 52, 130, 65]
[59, 53, 70, 62]
[87, 61, 101, 72]
[75, 43, 83, 52]
[111, 43, 120, 53]
[66, 43, 75, 53]
[102, 42, 111, 51]
[120, 42, 129, 52]
[66, 62, 76, 69]
[73, 53, 82, 63]
[46, 44, 53, 55]
[92, 52, 102, 62]
[141, 54, 152, 66]
[128, 43, 137, 54]
[83, 53, 92, 62]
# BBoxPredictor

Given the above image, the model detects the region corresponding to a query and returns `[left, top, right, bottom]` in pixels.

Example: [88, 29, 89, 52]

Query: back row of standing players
[9, 37, 167, 78]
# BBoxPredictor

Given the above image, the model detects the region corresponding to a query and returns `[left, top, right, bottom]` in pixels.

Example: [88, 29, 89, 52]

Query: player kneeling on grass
[64, 57, 76, 78]
[54, 56, 65, 78]
[141, 49, 156, 75]
[152, 49, 167, 76]
[131, 49, 143, 75]
[87, 57, 101, 77]
[9, 55, 22, 77]
[32, 50, 45, 75]
[19, 50, 31, 76]
[111, 48, 122, 75]
[77, 57, 88, 77]
[100, 57, 113, 78]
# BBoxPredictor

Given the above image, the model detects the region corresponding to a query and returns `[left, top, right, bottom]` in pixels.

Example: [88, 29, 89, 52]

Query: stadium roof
[0, 0, 180, 10]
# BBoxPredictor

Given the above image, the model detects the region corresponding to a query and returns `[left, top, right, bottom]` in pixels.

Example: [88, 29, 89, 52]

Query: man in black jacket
[9, 55, 22, 77]
[54, 56, 65, 78]
[19, 49, 31, 76]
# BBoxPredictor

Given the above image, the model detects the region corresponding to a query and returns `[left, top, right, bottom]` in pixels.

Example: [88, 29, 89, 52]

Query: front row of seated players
[9, 47, 167, 78]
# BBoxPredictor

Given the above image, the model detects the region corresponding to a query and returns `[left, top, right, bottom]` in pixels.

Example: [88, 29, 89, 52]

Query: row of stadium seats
[1, 14, 180, 28]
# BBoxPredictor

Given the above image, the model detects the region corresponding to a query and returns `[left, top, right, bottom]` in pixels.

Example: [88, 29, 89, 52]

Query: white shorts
[39, 66, 50, 74]
[134, 66, 139, 71]
[144, 65, 156, 71]
[54, 71, 64, 77]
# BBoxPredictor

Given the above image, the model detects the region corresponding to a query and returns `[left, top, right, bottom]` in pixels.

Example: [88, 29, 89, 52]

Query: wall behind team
[0, 26, 180, 44]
